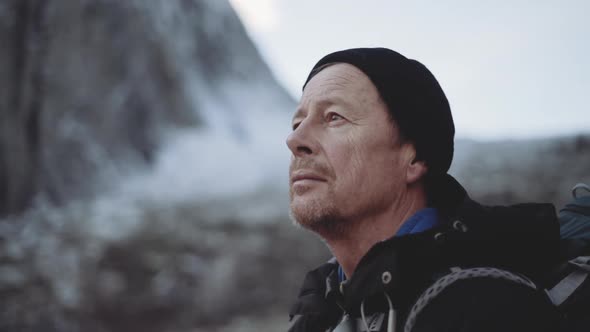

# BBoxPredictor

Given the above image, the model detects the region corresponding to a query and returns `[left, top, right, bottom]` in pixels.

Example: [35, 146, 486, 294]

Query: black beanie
[302, 47, 455, 177]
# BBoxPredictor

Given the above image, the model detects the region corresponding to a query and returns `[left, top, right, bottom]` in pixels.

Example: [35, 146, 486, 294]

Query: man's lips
[290, 171, 327, 184]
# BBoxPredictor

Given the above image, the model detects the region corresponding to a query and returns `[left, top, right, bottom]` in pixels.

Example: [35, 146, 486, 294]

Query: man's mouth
[290, 171, 327, 185]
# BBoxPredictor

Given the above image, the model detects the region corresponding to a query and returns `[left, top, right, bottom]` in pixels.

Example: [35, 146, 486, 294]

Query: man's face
[287, 63, 411, 234]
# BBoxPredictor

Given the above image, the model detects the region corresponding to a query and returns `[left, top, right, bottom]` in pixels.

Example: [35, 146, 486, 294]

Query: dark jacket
[288, 175, 562, 332]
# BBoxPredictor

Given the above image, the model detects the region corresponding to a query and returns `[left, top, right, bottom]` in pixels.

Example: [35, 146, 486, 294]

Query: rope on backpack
[404, 267, 537, 332]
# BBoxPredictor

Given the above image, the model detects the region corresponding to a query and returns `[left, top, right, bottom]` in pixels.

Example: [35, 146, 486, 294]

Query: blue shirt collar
[395, 208, 440, 237]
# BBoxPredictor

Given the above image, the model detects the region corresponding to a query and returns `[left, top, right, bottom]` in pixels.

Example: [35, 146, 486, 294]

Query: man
[287, 48, 561, 332]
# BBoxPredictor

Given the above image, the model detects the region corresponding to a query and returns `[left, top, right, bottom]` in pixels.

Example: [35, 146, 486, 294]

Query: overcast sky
[229, 0, 589, 140]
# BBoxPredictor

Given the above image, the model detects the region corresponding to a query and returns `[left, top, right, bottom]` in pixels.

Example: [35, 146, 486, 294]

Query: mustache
[289, 158, 333, 178]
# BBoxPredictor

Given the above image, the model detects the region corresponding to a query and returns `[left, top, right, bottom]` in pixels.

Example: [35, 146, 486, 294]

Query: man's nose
[286, 121, 315, 157]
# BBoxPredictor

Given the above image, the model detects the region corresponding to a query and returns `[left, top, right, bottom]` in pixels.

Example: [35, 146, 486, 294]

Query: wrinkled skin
[287, 63, 416, 236]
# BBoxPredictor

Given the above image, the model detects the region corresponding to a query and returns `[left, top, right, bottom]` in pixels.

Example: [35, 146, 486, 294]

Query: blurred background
[0, 0, 588, 331]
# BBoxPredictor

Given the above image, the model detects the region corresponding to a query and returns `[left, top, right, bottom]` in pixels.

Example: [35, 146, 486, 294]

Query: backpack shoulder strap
[546, 183, 590, 331]
[545, 256, 590, 306]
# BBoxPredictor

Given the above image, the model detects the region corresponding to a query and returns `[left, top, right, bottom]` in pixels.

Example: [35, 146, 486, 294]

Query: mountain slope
[0, 0, 293, 216]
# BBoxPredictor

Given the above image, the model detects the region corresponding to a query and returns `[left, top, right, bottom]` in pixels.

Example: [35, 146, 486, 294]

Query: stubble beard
[289, 158, 354, 239]
[289, 188, 352, 239]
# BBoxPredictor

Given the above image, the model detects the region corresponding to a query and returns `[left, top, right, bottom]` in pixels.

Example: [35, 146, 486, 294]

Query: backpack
[545, 183, 590, 332]
[404, 183, 590, 332]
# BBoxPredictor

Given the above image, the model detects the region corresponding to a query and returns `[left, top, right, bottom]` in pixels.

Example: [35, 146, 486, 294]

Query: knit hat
[303, 47, 455, 177]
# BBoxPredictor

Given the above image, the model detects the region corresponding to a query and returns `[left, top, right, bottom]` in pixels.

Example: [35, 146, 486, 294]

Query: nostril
[297, 146, 313, 154]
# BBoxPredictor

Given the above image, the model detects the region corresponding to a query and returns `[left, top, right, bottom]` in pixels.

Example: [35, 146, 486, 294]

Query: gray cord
[384, 293, 396, 332]
[403, 267, 537, 332]
[360, 300, 371, 332]
[360, 293, 396, 332]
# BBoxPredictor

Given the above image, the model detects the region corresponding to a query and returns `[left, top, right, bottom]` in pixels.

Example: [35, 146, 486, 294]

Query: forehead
[296, 63, 381, 114]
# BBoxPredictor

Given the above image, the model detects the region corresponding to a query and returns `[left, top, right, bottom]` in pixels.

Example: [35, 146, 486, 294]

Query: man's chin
[289, 196, 324, 225]
[289, 201, 348, 238]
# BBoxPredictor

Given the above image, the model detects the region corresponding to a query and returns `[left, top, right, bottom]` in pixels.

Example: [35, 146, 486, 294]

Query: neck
[322, 190, 426, 278]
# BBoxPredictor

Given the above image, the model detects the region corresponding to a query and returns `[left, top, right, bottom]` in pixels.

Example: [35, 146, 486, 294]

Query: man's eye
[292, 122, 301, 130]
[328, 113, 344, 122]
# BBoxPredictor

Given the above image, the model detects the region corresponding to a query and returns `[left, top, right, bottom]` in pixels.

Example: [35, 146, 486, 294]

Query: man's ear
[400, 143, 428, 184]
[406, 157, 428, 185]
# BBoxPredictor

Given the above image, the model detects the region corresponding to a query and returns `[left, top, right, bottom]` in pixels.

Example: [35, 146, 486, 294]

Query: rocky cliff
[0, 0, 293, 217]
